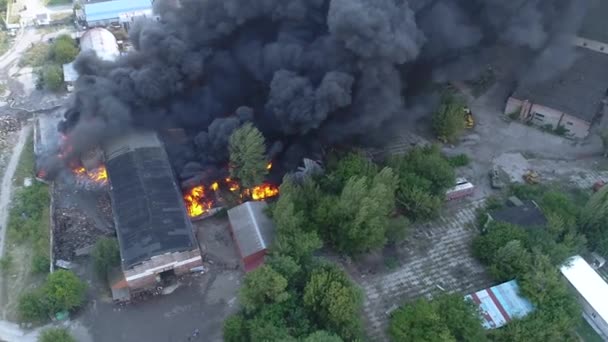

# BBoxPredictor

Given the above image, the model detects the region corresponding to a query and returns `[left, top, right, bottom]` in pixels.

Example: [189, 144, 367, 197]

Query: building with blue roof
[464, 280, 535, 329]
[84, 0, 153, 28]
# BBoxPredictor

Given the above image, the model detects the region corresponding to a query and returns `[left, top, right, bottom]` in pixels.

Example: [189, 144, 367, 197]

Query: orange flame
[70, 165, 108, 185]
[183, 178, 279, 218]
[266, 162, 273, 171]
[183, 185, 214, 217]
[248, 183, 280, 201]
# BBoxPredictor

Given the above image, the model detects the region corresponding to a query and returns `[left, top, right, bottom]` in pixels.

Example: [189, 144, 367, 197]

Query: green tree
[239, 265, 289, 313]
[324, 151, 378, 191]
[50, 35, 79, 64]
[389, 294, 487, 342]
[580, 185, 608, 254]
[229, 123, 268, 188]
[92, 237, 120, 280]
[43, 270, 87, 313]
[303, 265, 362, 340]
[303, 330, 344, 342]
[38, 328, 76, 342]
[472, 222, 528, 265]
[432, 95, 466, 143]
[435, 294, 487, 342]
[325, 167, 398, 254]
[489, 240, 531, 282]
[223, 315, 248, 342]
[389, 298, 454, 342]
[271, 193, 322, 262]
[42, 64, 64, 92]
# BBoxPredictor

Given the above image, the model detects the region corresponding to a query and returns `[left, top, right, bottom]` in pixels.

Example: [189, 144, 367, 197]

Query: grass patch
[19, 43, 51, 68]
[576, 317, 604, 342]
[0, 31, 11, 57]
[45, 0, 72, 5]
[447, 154, 470, 167]
[13, 131, 34, 187]
[1, 133, 49, 320]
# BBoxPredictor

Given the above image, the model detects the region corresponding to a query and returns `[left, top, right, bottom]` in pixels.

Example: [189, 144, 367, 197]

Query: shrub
[432, 95, 466, 143]
[92, 237, 120, 280]
[42, 64, 64, 91]
[44, 270, 87, 313]
[38, 328, 76, 342]
[50, 35, 79, 64]
[447, 154, 470, 167]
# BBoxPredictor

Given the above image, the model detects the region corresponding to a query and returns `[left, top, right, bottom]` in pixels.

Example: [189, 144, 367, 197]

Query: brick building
[505, 47, 608, 139]
[104, 131, 202, 291]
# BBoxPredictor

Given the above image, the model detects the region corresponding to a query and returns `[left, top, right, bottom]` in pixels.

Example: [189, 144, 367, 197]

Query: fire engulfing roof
[227, 201, 274, 258]
[104, 131, 198, 268]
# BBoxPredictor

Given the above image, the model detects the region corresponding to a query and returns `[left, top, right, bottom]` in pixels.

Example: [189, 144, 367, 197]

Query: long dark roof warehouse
[104, 130, 203, 291]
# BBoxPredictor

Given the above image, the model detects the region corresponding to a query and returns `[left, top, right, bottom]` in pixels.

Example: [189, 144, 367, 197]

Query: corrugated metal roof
[80, 28, 119, 61]
[227, 201, 274, 258]
[85, 0, 152, 22]
[512, 47, 608, 123]
[465, 280, 535, 329]
[62, 62, 78, 82]
[561, 255, 608, 322]
[104, 131, 198, 268]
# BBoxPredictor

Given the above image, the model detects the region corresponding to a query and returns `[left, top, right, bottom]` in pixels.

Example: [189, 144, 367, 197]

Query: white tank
[80, 28, 120, 62]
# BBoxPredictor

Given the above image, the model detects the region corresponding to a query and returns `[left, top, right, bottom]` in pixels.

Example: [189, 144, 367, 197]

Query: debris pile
[0, 115, 20, 149]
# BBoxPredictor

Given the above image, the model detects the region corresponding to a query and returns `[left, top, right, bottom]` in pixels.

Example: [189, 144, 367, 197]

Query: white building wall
[528, 103, 564, 129]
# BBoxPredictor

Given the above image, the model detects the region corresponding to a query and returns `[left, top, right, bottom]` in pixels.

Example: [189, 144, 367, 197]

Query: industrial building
[227, 201, 275, 272]
[84, 0, 154, 29]
[104, 130, 202, 291]
[560, 255, 608, 339]
[63, 28, 120, 91]
[504, 0, 608, 139]
[465, 280, 535, 329]
[487, 198, 547, 229]
[505, 47, 608, 139]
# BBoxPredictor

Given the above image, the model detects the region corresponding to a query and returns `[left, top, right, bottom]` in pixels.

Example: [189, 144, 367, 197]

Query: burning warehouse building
[104, 130, 202, 290]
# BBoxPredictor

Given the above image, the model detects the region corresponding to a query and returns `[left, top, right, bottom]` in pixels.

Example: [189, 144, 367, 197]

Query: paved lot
[356, 199, 492, 341]
[76, 216, 243, 342]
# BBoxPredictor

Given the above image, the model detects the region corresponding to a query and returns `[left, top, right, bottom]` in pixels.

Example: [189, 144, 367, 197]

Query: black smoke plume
[59, 0, 589, 186]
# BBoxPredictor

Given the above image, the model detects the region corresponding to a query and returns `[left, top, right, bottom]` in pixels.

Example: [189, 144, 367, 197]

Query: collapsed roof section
[104, 130, 198, 268]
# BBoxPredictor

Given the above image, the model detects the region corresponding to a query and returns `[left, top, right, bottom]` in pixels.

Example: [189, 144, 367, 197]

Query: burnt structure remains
[104, 130, 202, 289]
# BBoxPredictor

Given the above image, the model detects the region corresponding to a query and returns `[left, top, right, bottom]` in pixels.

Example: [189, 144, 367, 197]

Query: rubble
[0, 115, 21, 149]
[52, 191, 115, 261]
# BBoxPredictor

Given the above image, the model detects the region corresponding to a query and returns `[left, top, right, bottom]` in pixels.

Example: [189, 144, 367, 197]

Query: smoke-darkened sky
[61, 0, 590, 185]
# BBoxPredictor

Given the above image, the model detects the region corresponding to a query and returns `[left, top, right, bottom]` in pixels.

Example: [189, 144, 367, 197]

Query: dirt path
[0, 125, 31, 289]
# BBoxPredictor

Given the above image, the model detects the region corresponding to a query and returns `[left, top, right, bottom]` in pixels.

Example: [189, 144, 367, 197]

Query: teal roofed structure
[465, 280, 535, 329]
[84, 0, 153, 28]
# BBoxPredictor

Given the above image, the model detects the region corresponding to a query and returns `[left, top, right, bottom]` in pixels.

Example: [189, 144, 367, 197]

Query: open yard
[349, 199, 493, 341]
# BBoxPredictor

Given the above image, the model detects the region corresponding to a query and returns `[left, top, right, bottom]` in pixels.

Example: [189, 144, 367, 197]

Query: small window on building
[567, 121, 573, 126]
[534, 112, 545, 118]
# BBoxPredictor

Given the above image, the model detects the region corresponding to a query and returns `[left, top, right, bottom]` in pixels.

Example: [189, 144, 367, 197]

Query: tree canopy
[92, 237, 120, 280]
[42, 64, 64, 92]
[229, 123, 268, 188]
[580, 185, 608, 255]
[432, 95, 466, 143]
[50, 35, 79, 64]
[239, 265, 289, 313]
[389, 294, 486, 342]
[303, 264, 362, 340]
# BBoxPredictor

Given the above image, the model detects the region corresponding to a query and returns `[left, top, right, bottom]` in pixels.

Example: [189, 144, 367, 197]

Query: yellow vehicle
[464, 107, 474, 129]
[523, 170, 540, 184]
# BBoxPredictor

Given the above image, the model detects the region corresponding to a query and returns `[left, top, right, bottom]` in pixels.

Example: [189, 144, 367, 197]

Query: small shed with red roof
[227, 201, 275, 272]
